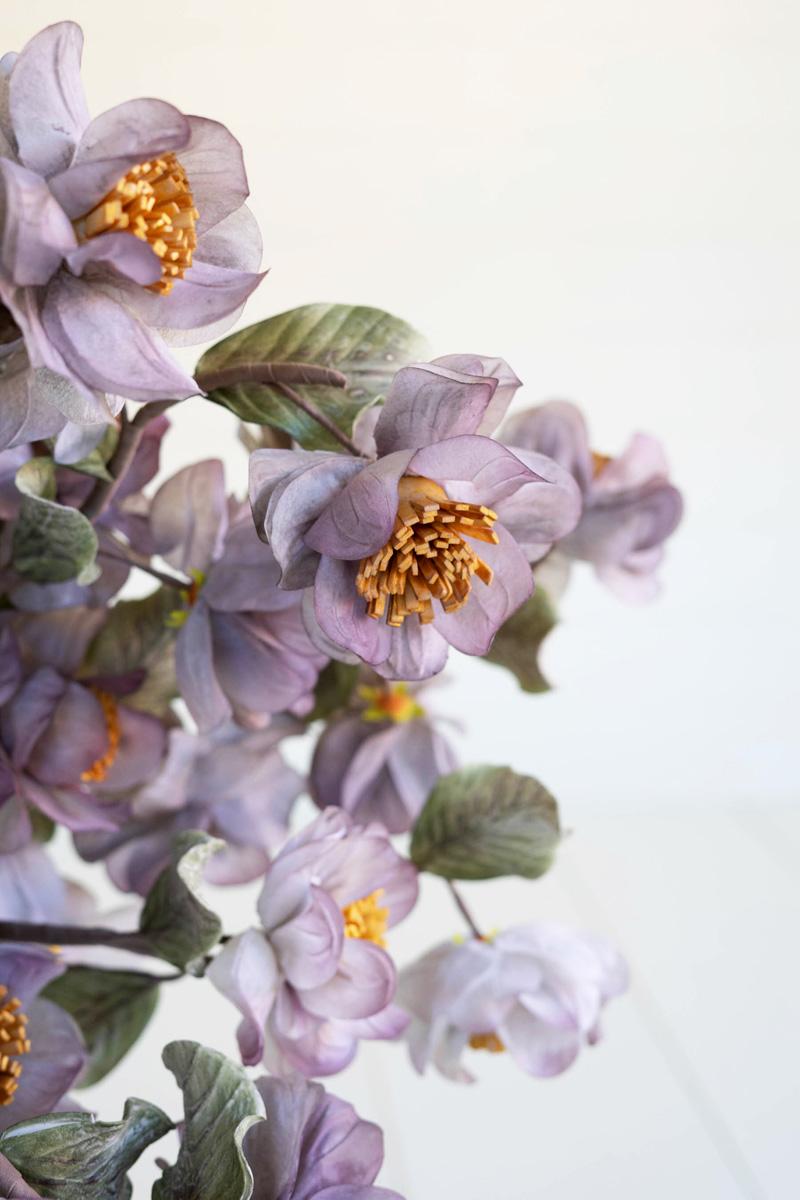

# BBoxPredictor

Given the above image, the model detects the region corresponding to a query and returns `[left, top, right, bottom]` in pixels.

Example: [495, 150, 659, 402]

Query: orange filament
[0, 986, 30, 1107]
[74, 154, 198, 295]
[468, 1031, 505, 1054]
[591, 451, 612, 479]
[342, 890, 389, 948]
[359, 682, 424, 724]
[80, 690, 121, 783]
[356, 476, 498, 628]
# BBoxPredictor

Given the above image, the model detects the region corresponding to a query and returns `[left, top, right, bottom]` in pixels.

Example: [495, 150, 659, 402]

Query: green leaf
[53, 425, 120, 482]
[410, 765, 561, 881]
[81, 587, 177, 678]
[308, 660, 360, 722]
[153, 1041, 262, 1200]
[484, 587, 558, 693]
[198, 303, 428, 450]
[42, 967, 159, 1087]
[12, 458, 98, 584]
[139, 832, 224, 971]
[0, 1098, 172, 1200]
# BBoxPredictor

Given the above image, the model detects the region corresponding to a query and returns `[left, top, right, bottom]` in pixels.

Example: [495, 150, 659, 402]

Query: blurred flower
[244, 1075, 402, 1200]
[76, 721, 304, 896]
[310, 682, 457, 833]
[398, 923, 628, 1082]
[0, 943, 86, 1130]
[501, 402, 683, 601]
[145, 460, 327, 732]
[209, 808, 418, 1077]
[0, 20, 263, 448]
[250, 357, 580, 680]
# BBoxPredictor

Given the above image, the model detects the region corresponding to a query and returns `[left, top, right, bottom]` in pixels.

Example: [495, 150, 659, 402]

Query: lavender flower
[310, 682, 456, 833]
[398, 923, 628, 1082]
[76, 721, 304, 896]
[244, 1075, 402, 1200]
[0, 21, 263, 447]
[250, 357, 581, 680]
[146, 460, 327, 732]
[209, 808, 418, 1077]
[502, 402, 683, 600]
[0, 943, 86, 1129]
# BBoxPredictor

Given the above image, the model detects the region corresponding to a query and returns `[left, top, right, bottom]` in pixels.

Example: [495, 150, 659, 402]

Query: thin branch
[195, 361, 349, 391]
[82, 399, 179, 522]
[274, 382, 362, 455]
[0, 920, 165, 959]
[101, 534, 190, 591]
[445, 880, 485, 940]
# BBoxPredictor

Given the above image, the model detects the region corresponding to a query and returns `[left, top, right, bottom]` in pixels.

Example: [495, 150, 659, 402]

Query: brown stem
[0, 920, 166, 959]
[101, 534, 190, 591]
[195, 361, 348, 391]
[446, 880, 485, 940]
[274, 382, 362, 456]
[82, 399, 178, 522]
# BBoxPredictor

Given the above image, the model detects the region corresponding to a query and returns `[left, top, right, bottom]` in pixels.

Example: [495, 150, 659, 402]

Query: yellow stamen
[341, 889, 389, 948]
[468, 1031, 505, 1054]
[166, 568, 206, 628]
[592, 451, 612, 479]
[0, 986, 31, 1107]
[358, 682, 424, 724]
[356, 476, 499, 628]
[74, 154, 199, 295]
[80, 690, 121, 783]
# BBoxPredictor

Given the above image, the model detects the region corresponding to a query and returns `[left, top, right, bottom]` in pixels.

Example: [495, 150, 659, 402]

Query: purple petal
[9, 21, 89, 177]
[0, 628, 22, 705]
[24, 681, 107, 787]
[313, 557, 392, 667]
[433, 354, 522, 435]
[305, 451, 415, 561]
[0, 997, 86, 1130]
[372, 622, 449, 683]
[435, 524, 533, 655]
[310, 717, 374, 811]
[0, 1150, 41, 1197]
[207, 930, 278, 1066]
[374, 363, 497, 455]
[149, 459, 227, 573]
[100, 706, 166, 792]
[209, 608, 323, 721]
[0, 843, 70, 921]
[0, 361, 69, 451]
[502, 401, 593, 494]
[50, 98, 190, 218]
[0, 944, 64, 1004]
[41, 273, 198, 401]
[299, 938, 395, 1021]
[270, 884, 344, 991]
[65, 231, 161, 285]
[0, 794, 34, 856]
[265, 985, 358, 1078]
[178, 116, 248, 235]
[21, 777, 120, 833]
[202, 519, 291, 612]
[491, 446, 583, 560]
[500, 1002, 581, 1077]
[0, 159, 75, 286]
[6, 667, 67, 770]
[175, 605, 232, 733]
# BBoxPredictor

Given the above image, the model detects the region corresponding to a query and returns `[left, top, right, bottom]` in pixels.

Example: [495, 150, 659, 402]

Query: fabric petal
[0, 943, 63, 1005]
[373, 363, 497, 455]
[435, 523, 533, 656]
[270, 884, 344, 991]
[207, 930, 278, 1066]
[9, 21, 89, 177]
[65, 231, 161, 285]
[502, 401, 593, 493]
[299, 938, 396, 1021]
[0, 997, 86, 1130]
[305, 451, 415, 561]
[175, 605, 232, 732]
[0, 159, 75, 285]
[149, 459, 227, 573]
[433, 353, 522, 435]
[373, 621, 449, 683]
[179, 116, 249, 235]
[313, 556, 393, 667]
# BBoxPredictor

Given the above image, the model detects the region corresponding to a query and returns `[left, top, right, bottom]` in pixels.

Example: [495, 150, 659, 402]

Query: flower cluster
[0, 18, 683, 1195]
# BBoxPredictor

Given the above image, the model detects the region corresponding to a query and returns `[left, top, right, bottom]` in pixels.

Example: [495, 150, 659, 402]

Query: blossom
[310, 681, 456, 833]
[501, 401, 683, 601]
[76, 721, 305, 896]
[250, 357, 581, 680]
[146, 460, 327, 732]
[209, 808, 418, 1077]
[0, 943, 86, 1129]
[0, 21, 263, 447]
[398, 923, 628, 1082]
[0, 629, 166, 851]
[244, 1075, 402, 1200]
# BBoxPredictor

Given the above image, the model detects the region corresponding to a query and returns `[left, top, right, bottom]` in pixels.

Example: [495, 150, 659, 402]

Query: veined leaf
[12, 457, 98, 584]
[139, 832, 224, 971]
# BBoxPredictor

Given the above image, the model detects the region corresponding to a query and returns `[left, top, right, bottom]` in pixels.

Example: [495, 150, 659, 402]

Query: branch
[82, 399, 178, 522]
[0, 920, 166, 960]
[445, 880, 485, 940]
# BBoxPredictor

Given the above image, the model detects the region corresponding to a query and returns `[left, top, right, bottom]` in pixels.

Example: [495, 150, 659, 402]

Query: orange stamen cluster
[80, 690, 121, 783]
[356, 476, 499, 627]
[468, 1031, 505, 1054]
[591, 451, 612, 478]
[342, 890, 389, 948]
[74, 153, 198, 295]
[0, 987, 30, 1107]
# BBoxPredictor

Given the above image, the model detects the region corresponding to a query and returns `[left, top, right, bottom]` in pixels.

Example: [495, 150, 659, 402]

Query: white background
[5, 2, 800, 1197]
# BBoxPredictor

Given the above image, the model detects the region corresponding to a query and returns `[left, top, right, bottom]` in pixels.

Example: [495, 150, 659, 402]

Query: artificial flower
[501, 401, 683, 600]
[250, 356, 581, 680]
[0, 20, 263, 447]
[209, 808, 418, 1077]
[310, 681, 456, 833]
[398, 922, 628, 1082]
[0, 943, 86, 1130]
[244, 1075, 402, 1200]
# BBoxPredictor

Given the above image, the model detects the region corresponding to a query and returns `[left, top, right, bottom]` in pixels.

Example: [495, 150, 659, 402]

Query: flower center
[592, 451, 612, 478]
[74, 154, 198, 295]
[0, 987, 30, 1107]
[468, 1032, 505, 1054]
[165, 569, 206, 629]
[80, 690, 121, 783]
[359, 682, 424, 724]
[341, 890, 389, 947]
[356, 476, 499, 627]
